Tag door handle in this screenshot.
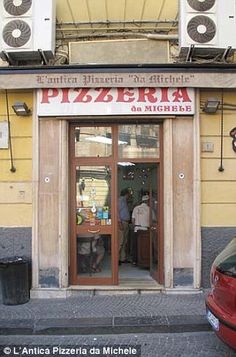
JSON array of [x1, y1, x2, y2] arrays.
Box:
[[87, 229, 100, 234], [151, 226, 157, 231]]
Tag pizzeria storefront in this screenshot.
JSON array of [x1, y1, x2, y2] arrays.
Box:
[[31, 85, 200, 296]]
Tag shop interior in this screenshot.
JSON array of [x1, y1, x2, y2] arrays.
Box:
[[76, 162, 159, 282]]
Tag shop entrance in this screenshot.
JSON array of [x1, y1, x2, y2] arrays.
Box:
[[118, 162, 162, 283], [69, 123, 163, 286]]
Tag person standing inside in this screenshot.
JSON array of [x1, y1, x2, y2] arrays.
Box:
[[118, 188, 131, 264], [131, 194, 150, 266]]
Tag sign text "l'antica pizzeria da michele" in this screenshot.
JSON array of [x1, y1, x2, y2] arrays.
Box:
[[37, 87, 195, 116]]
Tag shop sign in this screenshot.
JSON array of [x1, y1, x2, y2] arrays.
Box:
[[2, 70, 236, 90], [37, 87, 195, 116]]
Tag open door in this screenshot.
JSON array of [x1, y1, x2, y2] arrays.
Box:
[[149, 164, 163, 283], [118, 162, 163, 285], [69, 123, 163, 286]]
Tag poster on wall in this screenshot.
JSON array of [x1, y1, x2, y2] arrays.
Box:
[[37, 87, 195, 116]]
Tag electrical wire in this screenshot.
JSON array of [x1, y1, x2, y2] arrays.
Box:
[[218, 90, 224, 172]]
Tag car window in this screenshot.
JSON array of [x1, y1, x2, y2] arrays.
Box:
[[213, 237, 236, 278]]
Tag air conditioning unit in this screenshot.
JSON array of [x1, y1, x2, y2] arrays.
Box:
[[179, 0, 236, 55], [0, 0, 56, 63]]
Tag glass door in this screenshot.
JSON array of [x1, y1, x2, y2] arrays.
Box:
[[75, 165, 114, 283], [69, 125, 117, 285], [69, 123, 163, 286]]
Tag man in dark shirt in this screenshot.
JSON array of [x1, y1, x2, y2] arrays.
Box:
[[118, 188, 131, 264]]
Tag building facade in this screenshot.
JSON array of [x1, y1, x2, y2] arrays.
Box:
[[0, 0, 236, 297]]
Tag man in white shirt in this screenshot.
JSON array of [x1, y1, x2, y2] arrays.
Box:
[[131, 195, 150, 265]]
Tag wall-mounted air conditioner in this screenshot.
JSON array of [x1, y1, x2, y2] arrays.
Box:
[[0, 0, 56, 63], [179, 0, 236, 53]]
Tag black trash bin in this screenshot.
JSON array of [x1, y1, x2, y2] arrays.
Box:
[[0, 257, 30, 305]]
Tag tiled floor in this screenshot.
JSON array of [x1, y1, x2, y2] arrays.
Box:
[[78, 258, 153, 280], [75, 253, 162, 292], [72, 260, 161, 293], [119, 262, 153, 280]]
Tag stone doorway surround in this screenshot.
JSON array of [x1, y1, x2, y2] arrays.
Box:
[[31, 91, 201, 298]]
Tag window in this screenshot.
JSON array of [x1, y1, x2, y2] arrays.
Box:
[[118, 124, 160, 159], [214, 238, 236, 278], [75, 127, 112, 157]]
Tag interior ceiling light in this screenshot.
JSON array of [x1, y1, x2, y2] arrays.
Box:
[[118, 162, 135, 166]]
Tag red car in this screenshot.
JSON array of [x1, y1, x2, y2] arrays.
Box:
[[206, 237, 236, 350]]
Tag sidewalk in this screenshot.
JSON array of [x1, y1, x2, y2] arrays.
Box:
[[0, 290, 211, 335]]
